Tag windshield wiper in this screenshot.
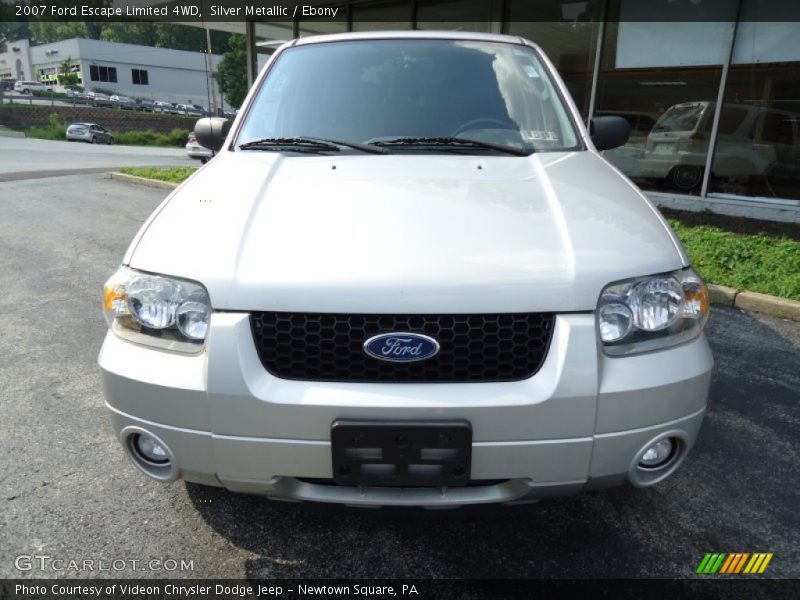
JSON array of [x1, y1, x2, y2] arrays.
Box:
[[371, 137, 531, 156], [239, 136, 390, 154]]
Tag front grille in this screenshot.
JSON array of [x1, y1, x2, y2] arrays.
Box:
[[249, 312, 555, 383]]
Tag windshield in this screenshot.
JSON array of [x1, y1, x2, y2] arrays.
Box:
[[237, 39, 581, 154], [653, 103, 708, 133]]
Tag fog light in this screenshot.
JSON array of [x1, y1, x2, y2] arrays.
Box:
[[638, 439, 674, 469], [133, 434, 170, 464]]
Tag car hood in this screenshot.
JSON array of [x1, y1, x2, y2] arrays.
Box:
[[126, 151, 686, 313]]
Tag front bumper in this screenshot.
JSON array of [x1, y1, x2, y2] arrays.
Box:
[[99, 313, 713, 507]]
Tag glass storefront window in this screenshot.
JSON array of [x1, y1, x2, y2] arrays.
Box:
[[709, 7, 800, 201], [594, 0, 736, 195], [253, 22, 294, 73], [243, 0, 800, 206], [351, 1, 412, 32], [415, 0, 494, 33], [505, 1, 601, 118], [297, 8, 349, 38]]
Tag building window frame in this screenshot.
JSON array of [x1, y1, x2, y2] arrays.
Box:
[[89, 64, 117, 83], [131, 68, 149, 85]]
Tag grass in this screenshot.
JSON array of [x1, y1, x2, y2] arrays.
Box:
[[669, 219, 800, 301], [119, 166, 198, 184], [111, 170, 800, 302]]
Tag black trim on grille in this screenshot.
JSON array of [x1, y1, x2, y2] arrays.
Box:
[[249, 312, 555, 383]]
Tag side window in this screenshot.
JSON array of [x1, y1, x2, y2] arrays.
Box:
[[717, 107, 749, 135], [132, 69, 149, 85], [754, 112, 793, 145]]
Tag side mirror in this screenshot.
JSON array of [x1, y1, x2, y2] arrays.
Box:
[[590, 116, 630, 151], [195, 117, 230, 152]]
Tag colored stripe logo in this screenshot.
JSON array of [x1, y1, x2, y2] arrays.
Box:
[[696, 553, 773, 574]]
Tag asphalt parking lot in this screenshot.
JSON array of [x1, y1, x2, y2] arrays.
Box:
[[0, 155, 798, 581], [0, 136, 193, 181]]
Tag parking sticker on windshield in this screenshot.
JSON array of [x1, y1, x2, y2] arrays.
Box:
[[523, 65, 540, 78], [523, 130, 559, 142]]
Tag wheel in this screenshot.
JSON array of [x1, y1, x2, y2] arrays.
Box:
[[107, 137, 114, 145], [451, 118, 513, 137], [22, 88, 29, 94], [200, 157, 208, 164], [668, 165, 703, 192], [91, 136, 97, 144]]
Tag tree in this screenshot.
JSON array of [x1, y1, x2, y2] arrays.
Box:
[[0, 21, 30, 51], [217, 34, 247, 109], [29, 22, 94, 44], [57, 57, 79, 87]]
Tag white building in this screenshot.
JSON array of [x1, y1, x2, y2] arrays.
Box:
[[0, 37, 227, 110]]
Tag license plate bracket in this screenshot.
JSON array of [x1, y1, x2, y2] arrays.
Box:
[[331, 420, 472, 487]]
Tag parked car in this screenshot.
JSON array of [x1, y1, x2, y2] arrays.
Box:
[[174, 103, 205, 117], [153, 101, 177, 114], [86, 91, 114, 108], [66, 122, 114, 144], [0, 80, 15, 92], [100, 32, 711, 507], [13, 80, 51, 94], [637, 101, 790, 191], [110, 95, 136, 110], [185, 131, 213, 163], [65, 88, 88, 104], [135, 98, 154, 112]]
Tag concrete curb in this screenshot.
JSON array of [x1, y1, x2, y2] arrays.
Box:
[[709, 284, 800, 321], [108, 171, 179, 190], [108, 172, 800, 322]]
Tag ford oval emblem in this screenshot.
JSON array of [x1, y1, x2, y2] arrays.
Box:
[[363, 332, 440, 363]]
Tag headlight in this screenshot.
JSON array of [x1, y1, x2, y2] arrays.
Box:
[[103, 266, 211, 353], [598, 267, 709, 356]]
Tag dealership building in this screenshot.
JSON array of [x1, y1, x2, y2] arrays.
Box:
[[0, 37, 226, 109], [136, 0, 800, 217]]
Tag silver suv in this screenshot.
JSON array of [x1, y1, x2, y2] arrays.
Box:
[[638, 101, 797, 191], [99, 32, 712, 507]]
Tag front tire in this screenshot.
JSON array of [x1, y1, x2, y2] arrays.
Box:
[[200, 157, 208, 164], [91, 136, 97, 144], [668, 165, 703, 192], [108, 137, 114, 145]]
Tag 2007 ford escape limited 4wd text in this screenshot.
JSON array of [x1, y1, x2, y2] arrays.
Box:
[[99, 32, 712, 507]]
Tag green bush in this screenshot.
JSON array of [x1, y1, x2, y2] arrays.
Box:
[[114, 128, 189, 147], [30, 88, 68, 99], [22, 114, 188, 147], [24, 112, 66, 140]]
